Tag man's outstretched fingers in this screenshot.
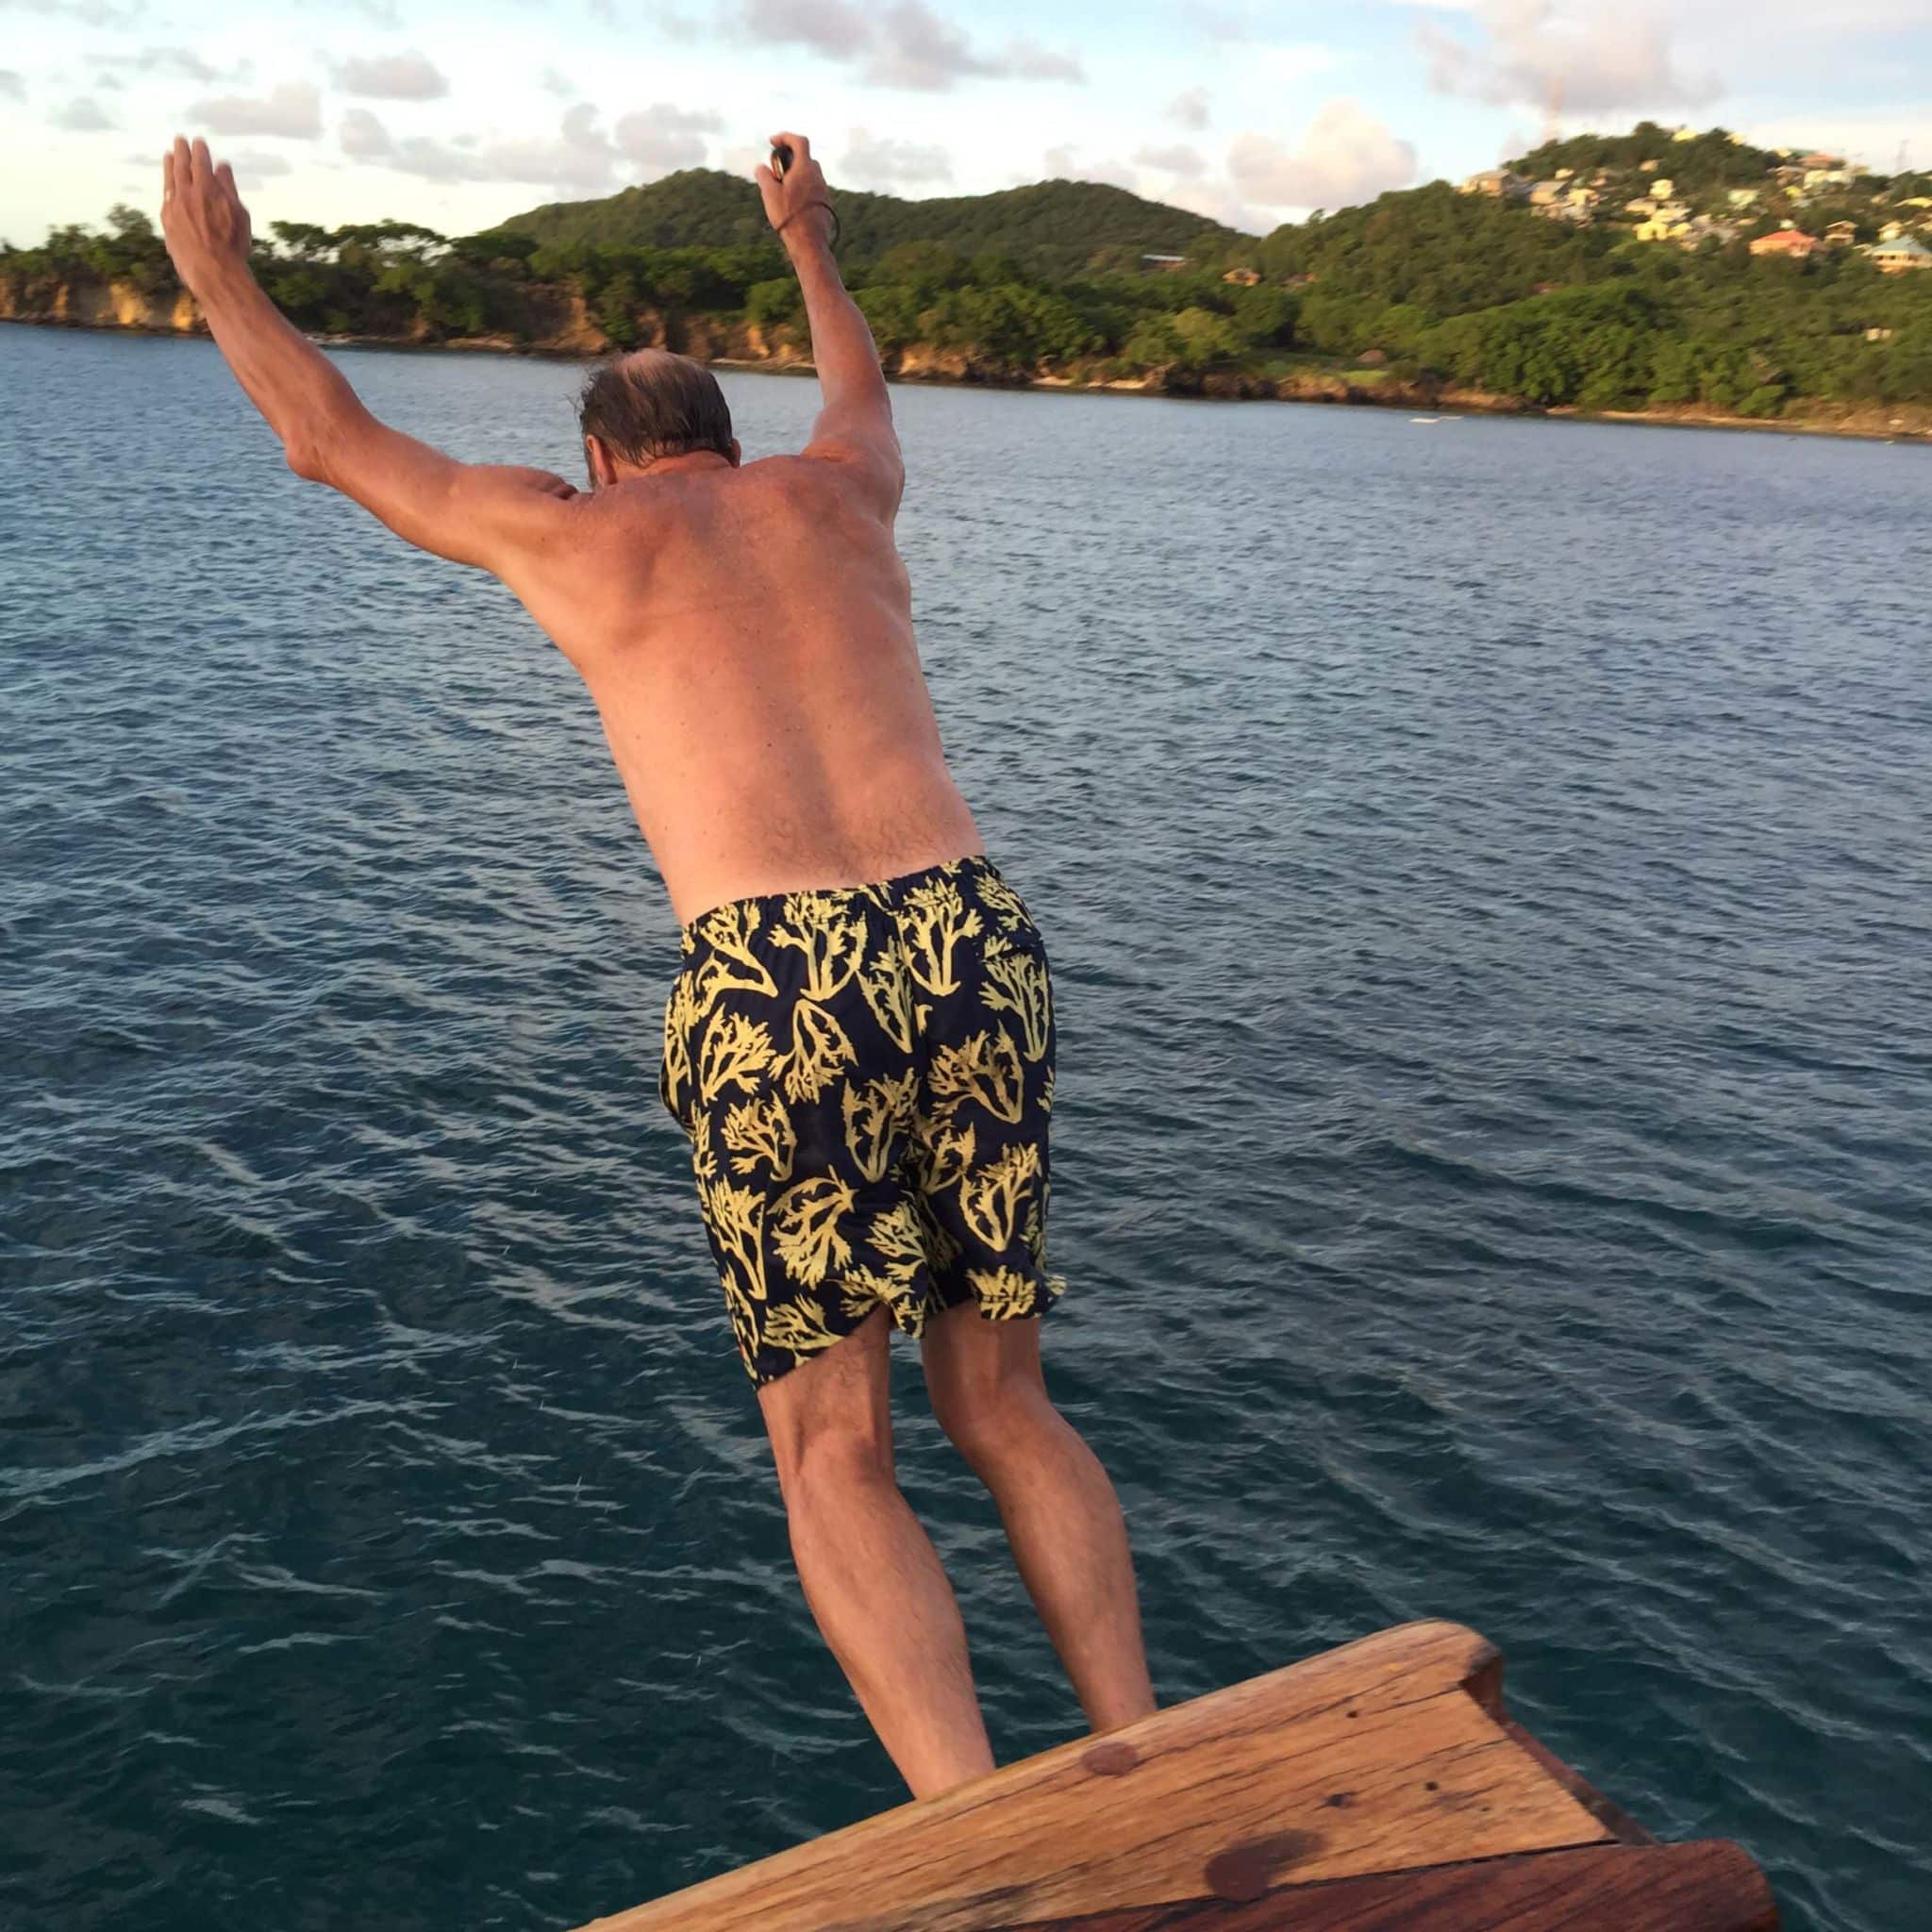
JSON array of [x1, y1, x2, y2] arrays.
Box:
[[770, 130, 809, 163]]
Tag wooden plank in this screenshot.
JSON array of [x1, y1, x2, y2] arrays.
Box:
[[1462, 1650, 1659, 1848], [572, 1621, 1618, 1932], [987, 1841, 1779, 1931]]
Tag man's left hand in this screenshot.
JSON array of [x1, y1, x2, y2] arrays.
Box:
[[161, 136, 254, 296]]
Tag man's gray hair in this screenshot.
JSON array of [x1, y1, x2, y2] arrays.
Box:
[[576, 350, 735, 466]]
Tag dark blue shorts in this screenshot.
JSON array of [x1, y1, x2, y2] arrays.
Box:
[[658, 854, 1063, 1388]]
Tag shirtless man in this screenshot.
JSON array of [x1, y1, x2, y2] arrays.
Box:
[[160, 129, 1154, 1798]]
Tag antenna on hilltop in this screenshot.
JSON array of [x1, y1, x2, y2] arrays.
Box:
[[1542, 75, 1564, 147]]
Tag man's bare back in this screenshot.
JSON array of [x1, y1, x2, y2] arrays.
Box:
[[520, 449, 980, 928], [159, 128, 980, 928]]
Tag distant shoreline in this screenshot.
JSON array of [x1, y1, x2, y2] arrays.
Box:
[[6, 312, 1928, 447]]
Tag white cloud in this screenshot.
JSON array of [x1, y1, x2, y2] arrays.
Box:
[[1161, 176, 1268, 233], [841, 125, 953, 188], [94, 47, 242, 84], [613, 103, 724, 172], [729, 0, 1083, 90], [188, 81, 324, 140], [1132, 142, 1208, 178], [1228, 99, 1417, 211], [2, 0, 141, 22], [1418, 0, 1720, 116], [333, 52, 449, 102], [1181, 2, 1261, 40], [321, 0, 402, 23], [226, 149, 293, 187], [53, 93, 115, 131], [340, 102, 707, 194], [1167, 86, 1210, 129], [738, 0, 870, 57], [0, 70, 25, 102], [1038, 142, 1136, 192], [340, 108, 391, 160], [540, 66, 577, 98]]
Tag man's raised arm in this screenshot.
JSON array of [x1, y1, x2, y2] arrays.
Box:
[[159, 137, 576, 577], [757, 131, 904, 515]]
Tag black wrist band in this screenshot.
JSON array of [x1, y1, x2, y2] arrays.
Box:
[[776, 199, 841, 251]]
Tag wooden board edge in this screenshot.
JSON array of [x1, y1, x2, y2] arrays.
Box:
[[1462, 1650, 1660, 1846], [980, 1839, 1779, 1932]]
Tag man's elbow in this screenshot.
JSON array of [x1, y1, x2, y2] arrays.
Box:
[[284, 398, 369, 485]]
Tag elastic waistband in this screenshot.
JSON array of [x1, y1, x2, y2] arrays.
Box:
[[678, 851, 1002, 946]]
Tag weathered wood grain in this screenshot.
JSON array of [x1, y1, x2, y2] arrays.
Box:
[[571, 1621, 1620, 1932], [987, 1840, 1778, 1931]]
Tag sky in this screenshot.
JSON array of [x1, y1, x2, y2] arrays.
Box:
[[2, 0, 1929, 245]]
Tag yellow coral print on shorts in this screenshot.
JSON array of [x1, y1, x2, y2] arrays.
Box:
[[660, 855, 1062, 1389]]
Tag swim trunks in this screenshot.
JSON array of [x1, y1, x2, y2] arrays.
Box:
[[658, 854, 1064, 1388]]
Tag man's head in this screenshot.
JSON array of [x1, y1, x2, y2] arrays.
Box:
[[577, 349, 740, 487]]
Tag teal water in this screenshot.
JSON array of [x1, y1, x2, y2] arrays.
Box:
[[2, 323, 1928, 1930]]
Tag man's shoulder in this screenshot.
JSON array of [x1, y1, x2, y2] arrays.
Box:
[[760, 440, 902, 522]]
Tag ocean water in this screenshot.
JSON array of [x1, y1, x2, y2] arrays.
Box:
[[2, 321, 1927, 1932]]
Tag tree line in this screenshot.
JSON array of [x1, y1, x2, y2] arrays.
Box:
[[6, 180, 1930, 414]]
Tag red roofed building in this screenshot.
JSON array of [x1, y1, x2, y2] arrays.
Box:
[[1750, 227, 1820, 258]]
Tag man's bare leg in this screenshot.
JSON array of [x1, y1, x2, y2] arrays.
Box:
[[758, 1306, 995, 1799], [921, 1301, 1157, 1733]]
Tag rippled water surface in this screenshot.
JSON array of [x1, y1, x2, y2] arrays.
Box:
[[3, 323, 1929, 1932]]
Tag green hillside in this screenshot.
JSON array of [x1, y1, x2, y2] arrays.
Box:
[[8, 124, 1930, 430], [500, 169, 1233, 275]]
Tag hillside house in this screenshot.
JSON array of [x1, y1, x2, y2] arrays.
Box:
[[1750, 227, 1821, 258], [1635, 204, 1693, 242], [1532, 186, 1597, 225], [1222, 266, 1261, 285], [1806, 166, 1852, 190], [1798, 151, 1844, 170], [1141, 253, 1189, 272], [1866, 235, 1932, 273], [1824, 221, 1860, 248], [1651, 177, 1675, 201], [1460, 169, 1525, 198], [1879, 220, 1906, 242], [1728, 188, 1761, 208]]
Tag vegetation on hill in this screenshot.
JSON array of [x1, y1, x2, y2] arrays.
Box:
[[1508, 124, 1785, 194], [5, 124, 1930, 427], [501, 169, 1233, 277]]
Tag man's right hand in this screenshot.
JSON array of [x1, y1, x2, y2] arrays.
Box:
[[756, 131, 833, 252]]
